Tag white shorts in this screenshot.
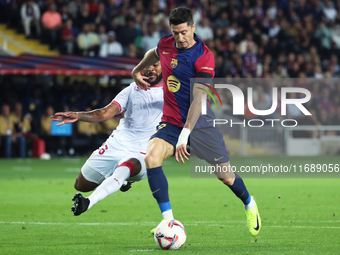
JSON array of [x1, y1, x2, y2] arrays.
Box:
[[82, 137, 147, 184]]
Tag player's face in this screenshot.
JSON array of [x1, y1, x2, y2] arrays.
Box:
[[171, 22, 196, 50], [144, 61, 163, 86]]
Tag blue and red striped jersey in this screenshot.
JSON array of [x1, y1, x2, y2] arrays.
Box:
[[157, 34, 215, 128]]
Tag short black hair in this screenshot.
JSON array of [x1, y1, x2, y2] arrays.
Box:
[[169, 7, 194, 26]]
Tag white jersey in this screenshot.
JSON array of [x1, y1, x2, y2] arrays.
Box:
[[109, 82, 163, 153]]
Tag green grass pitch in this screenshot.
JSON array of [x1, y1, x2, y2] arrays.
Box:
[[0, 156, 339, 254]]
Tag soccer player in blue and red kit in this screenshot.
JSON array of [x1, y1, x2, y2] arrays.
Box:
[[132, 7, 261, 237]]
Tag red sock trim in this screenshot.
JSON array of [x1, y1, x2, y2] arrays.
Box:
[[118, 161, 135, 177]]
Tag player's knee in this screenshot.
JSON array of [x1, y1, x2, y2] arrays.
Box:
[[74, 178, 84, 191], [145, 154, 161, 168], [219, 177, 235, 186]]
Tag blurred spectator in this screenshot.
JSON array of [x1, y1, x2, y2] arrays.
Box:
[[239, 33, 257, 55], [68, 0, 81, 20], [116, 15, 137, 53], [242, 43, 258, 77], [196, 18, 213, 41], [60, 4, 71, 23], [140, 22, 160, 52], [12, 102, 32, 135], [314, 65, 324, 78], [127, 43, 137, 58], [272, 64, 289, 78], [41, 106, 53, 136], [41, 3, 62, 50], [323, 0, 337, 22], [88, 0, 100, 15], [40, 106, 57, 154], [99, 31, 123, 57], [315, 22, 332, 52], [94, 3, 109, 27], [77, 23, 100, 56], [213, 11, 229, 29], [77, 106, 102, 148], [330, 21, 340, 48], [146, 0, 165, 25], [80, 2, 92, 24], [0, 104, 26, 158], [106, 0, 120, 20], [61, 19, 78, 55], [268, 20, 281, 38], [98, 24, 108, 44], [267, 1, 277, 20], [21, 0, 41, 38]]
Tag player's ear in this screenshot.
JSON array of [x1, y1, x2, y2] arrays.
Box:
[[192, 23, 196, 32]]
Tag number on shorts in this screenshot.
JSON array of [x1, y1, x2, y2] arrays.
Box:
[[99, 143, 108, 155], [153, 123, 166, 134]]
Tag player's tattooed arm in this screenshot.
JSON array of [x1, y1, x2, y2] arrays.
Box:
[[78, 103, 119, 122], [78, 111, 97, 122], [51, 103, 119, 125]]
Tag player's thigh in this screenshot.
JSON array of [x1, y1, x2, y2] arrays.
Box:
[[145, 138, 174, 168], [75, 162, 106, 192], [76, 141, 122, 190], [191, 126, 230, 164]]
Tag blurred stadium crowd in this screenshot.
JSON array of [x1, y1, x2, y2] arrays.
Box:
[[1, 0, 340, 157]]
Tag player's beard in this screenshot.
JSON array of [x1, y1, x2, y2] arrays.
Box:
[[148, 73, 163, 86]]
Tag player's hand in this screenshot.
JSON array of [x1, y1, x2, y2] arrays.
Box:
[[51, 112, 79, 126], [132, 70, 150, 91], [175, 144, 190, 164]]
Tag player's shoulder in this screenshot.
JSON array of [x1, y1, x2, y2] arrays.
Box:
[[158, 34, 175, 47], [128, 81, 142, 92], [196, 36, 213, 57]]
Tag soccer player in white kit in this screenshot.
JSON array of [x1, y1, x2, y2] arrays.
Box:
[[51, 62, 163, 216]]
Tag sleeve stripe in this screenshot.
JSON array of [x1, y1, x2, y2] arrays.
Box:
[[112, 100, 122, 114]]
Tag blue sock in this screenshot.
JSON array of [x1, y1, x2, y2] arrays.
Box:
[[147, 166, 171, 213], [228, 173, 251, 205]]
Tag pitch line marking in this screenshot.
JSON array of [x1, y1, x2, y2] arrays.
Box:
[[0, 221, 339, 229]]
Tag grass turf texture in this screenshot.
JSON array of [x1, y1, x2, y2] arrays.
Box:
[[0, 156, 339, 254]]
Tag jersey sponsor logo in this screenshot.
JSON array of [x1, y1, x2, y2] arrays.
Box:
[[167, 75, 181, 92], [170, 58, 178, 68]]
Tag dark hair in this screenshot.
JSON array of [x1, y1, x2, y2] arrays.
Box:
[[169, 7, 193, 26]]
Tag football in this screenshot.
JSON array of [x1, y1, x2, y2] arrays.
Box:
[[154, 219, 187, 250]]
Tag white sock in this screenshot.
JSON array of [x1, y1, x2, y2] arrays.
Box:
[[162, 210, 174, 220], [244, 197, 255, 210], [87, 166, 130, 210]]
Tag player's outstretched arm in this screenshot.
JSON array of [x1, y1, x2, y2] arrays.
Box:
[[132, 47, 160, 91], [51, 103, 119, 126], [175, 83, 207, 164]]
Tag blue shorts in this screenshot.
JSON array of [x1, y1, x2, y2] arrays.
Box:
[[150, 122, 229, 164]]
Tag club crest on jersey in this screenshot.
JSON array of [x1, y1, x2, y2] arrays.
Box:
[[170, 58, 178, 68], [167, 75, 181, 92]]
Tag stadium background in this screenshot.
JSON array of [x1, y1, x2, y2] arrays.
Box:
[[0, 1, 339, 254], [1, 0, 340, 157]]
